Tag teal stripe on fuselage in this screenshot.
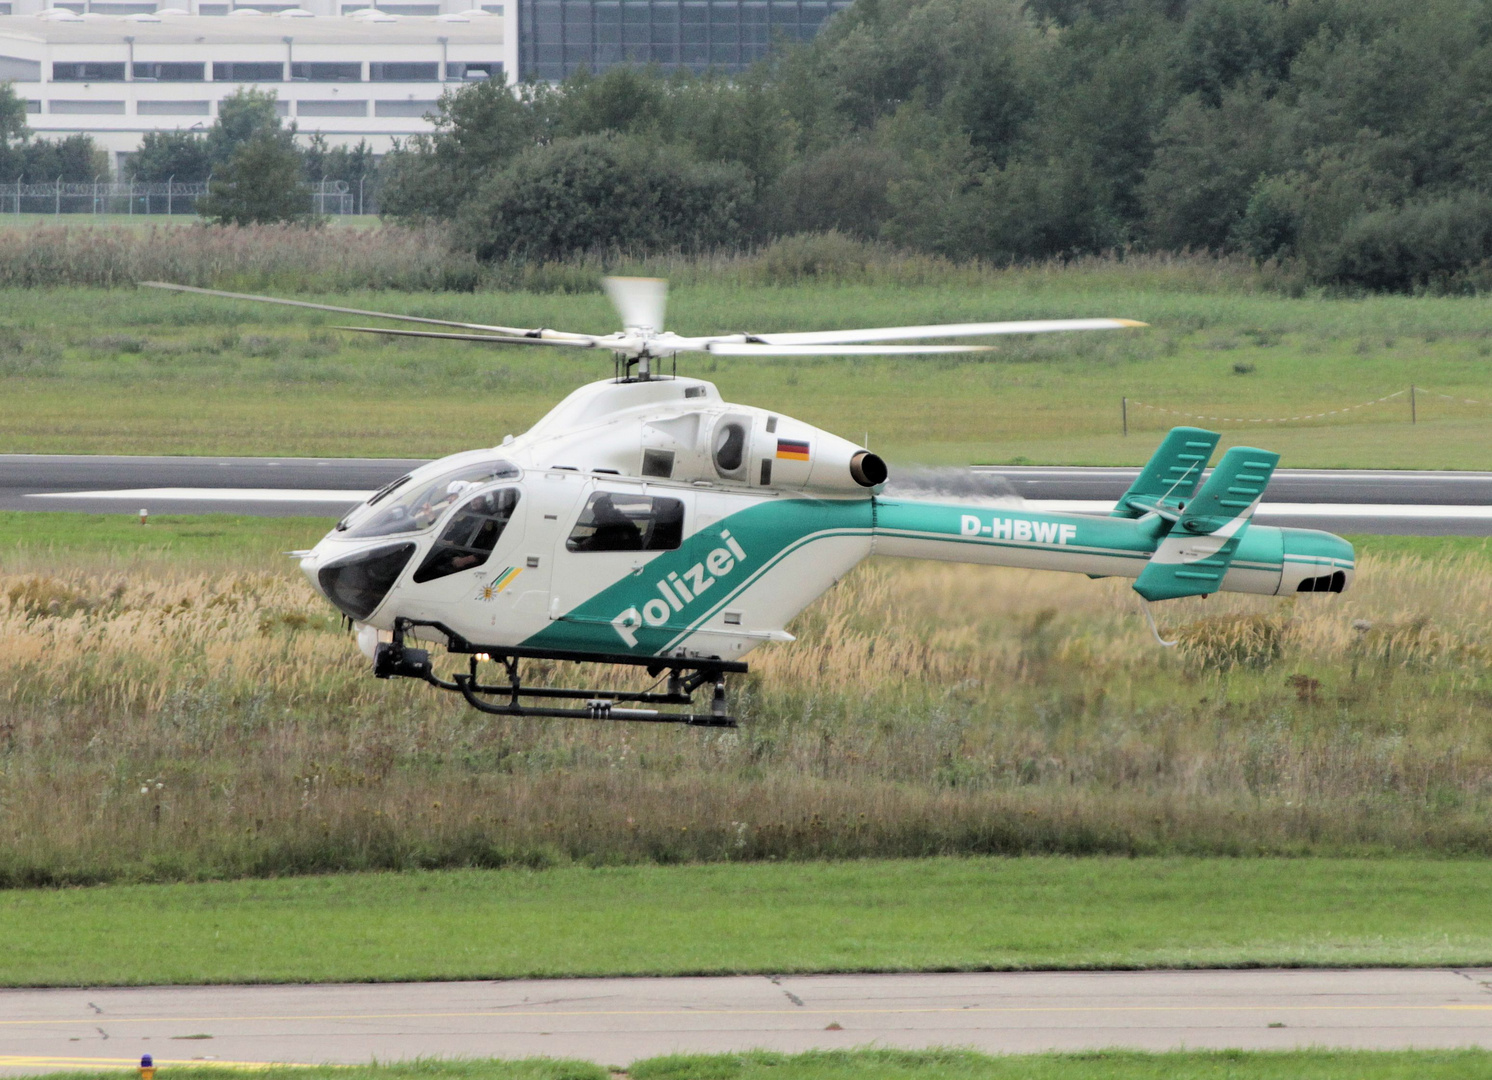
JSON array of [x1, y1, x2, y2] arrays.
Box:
[[524, 493, 1352, 658], [873, 498, 1295, 574], [522, 496, 873, 656]]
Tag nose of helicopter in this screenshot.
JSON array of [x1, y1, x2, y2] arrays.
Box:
[[300, 539, 418, 622]]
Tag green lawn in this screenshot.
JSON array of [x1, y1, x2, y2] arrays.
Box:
[[1, 282, 1491, 465], [0, 511, 332, 564], [632, 1050, 1492, 1080], [4, 858, 1492, 987], [17, 1053, 1492, 1080]]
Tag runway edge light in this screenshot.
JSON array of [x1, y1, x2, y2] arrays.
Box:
[[140, 1053, 155, 1080]]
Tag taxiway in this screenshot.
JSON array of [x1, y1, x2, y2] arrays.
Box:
[[2, 969, 1490, 1074]]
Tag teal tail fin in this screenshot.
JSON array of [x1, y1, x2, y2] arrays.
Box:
[[1112, 427, 1220, 519], [1132, 445, 1280, 601], [1177, 446, 1280, 535]]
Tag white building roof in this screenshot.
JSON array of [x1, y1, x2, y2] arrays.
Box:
[[0, 12, 502, 46]]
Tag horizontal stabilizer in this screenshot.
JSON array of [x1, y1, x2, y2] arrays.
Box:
[[1112, 427, 1219, 518]]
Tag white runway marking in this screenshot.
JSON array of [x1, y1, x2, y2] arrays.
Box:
[[25, 488, 372, 503], [1029, 500, 1492, 519]]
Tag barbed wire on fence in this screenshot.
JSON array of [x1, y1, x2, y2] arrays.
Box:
[[0, 178, 360, 214]]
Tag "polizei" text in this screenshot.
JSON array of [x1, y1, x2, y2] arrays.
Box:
[[611, 529, 749, 647]]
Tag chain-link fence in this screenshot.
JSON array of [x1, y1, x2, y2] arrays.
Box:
[[0, 178, 372, 216]]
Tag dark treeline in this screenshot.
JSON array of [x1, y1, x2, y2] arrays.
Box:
[[380, 0, 1492, 291]]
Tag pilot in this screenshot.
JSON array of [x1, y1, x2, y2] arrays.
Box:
[[585, 494, 643, 550]]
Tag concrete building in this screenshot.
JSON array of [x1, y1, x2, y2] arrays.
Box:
[[0, 4, 514, 166], [0, 0, 851, 169]]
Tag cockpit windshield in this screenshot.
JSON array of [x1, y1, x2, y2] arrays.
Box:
[[342, 460, 519, 539]]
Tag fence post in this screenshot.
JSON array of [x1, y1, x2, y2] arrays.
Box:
[[13, 174, 18, 216], [129, 176, 134, 215], [1121, 396, 1128, 437], [358, 175, 365, 215], [167, 174, 174, 216], [1410, 384, 1416, 425], [54, 175, 60, 217]]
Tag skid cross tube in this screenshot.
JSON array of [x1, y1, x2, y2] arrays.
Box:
[[376, 618, 741, 727]]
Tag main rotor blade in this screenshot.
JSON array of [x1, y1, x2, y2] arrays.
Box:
[[706, 343, 996, 356], [338, 326, 603, 348], [751, 318, 1146, 346], [603, 276, 667, 333], [140, 281, 598, 342]]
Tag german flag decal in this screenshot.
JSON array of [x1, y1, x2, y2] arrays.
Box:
[[776, 438, 811, 461]]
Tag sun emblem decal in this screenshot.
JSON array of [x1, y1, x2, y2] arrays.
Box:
[[476, 566, 522, 601]]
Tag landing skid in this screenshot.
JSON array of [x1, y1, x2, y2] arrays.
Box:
[[372, 618, 743, 727]]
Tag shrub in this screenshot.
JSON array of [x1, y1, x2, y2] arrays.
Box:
[[455, 134, 753, 263], [1319, 193, 1492, 293], [1173, 611, 1293, 671]]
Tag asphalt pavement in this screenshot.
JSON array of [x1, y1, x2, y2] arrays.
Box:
[[2, 969, 1490, 1074], [4, 455, 1492, 534]]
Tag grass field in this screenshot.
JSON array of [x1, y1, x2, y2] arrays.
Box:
[[5, 857, 1492, 985], [4, 513, 1492, 885], [19, 1052, 1492, 1080], [1, 265, 1491, 464]]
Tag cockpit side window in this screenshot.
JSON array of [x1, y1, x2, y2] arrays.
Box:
[[413, 487, 521, 583], [566, 492, 684, 552], [344, 460, 519, 539]]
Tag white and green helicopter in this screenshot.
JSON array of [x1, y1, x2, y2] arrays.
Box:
[[146, 279, 1355, 727]]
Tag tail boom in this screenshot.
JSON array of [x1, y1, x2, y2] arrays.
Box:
[[871, 499, 1353, 598]]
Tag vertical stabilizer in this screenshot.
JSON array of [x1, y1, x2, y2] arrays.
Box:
[[1131, 445, 1280, 601], [1112, 427, 1220, 518]]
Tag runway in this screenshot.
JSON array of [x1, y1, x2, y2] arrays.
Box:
[[3, 455, 1492, 534], [1, 970, 1490, 1073]]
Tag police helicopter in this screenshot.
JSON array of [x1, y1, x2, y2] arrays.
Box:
[[144, 279, 1356, 728]]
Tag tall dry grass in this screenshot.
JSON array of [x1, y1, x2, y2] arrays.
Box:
[[0, 223, 479, 291], [0, 222, 1268, 295], [2, 548, 1490, 885]]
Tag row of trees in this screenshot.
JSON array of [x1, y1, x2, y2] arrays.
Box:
[[0, 90, 108, 181], [1, 0, 1485, 288], [0, 84, 373, 221], [131, 95, 375, 195], [376, 0, 1492, 291]]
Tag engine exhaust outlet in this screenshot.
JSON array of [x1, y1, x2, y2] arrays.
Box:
[[850, 451, 888, 487]]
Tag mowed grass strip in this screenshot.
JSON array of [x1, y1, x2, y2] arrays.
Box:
[[3, 277, 1492, 465], [15, 1051, 1492, 1080], [4, 858, 1492, 987], [632, 1049, 1492, 1080], [1, 513, 332, 565]]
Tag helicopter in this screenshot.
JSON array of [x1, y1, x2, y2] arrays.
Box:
[[144, 278, 1356, 728]]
